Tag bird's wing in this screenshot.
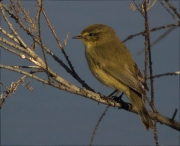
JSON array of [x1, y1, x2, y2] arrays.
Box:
[[101, 59, 145, 95], [134, 63, 149, 91]]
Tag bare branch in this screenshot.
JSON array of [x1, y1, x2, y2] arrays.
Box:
[[1, 64, 179, 131], [123, 23, 179, 43], [143, 0, 156, 113], [0, 75, 28, 107], [165, 0, 180, 19], [148, 71, 180, 79], [137, 26, 176, 55], [37, 0, 51, 82], [90, 105, 110, 146], [158, 0, 179, 21]]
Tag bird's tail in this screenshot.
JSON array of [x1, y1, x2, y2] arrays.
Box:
[[128, 90, 154, 130]]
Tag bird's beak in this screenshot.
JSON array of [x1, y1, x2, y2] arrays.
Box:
[[72, 34, 82, 39]]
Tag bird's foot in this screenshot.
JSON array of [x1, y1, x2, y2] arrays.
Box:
[[111, 92, 124, 102]]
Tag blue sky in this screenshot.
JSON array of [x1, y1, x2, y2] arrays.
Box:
[[1, 1, 179, 145]]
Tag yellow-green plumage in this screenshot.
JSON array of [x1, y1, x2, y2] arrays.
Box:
[[73, 24, 154, 130]]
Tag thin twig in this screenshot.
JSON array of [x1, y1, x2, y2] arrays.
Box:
[[39, 2, 75, 72], [148, 71, 180, 79], [0, 75, 27, 108], [144, 2, 159, 144], [143, 0, 156, 112], [158, 0, 179, 21], [35, 0, 92, 90], [0, 81, 8, 89], [90, 90, 120, 146], [37, 0, 51, 82], [0, 43, 28, 60], [137, 26, 176, 55], [123, 23, 180, 42], [90, 106, 109, 146], [165, 0, 180, 19], [132, 0, 144, 15], [153, 121, 159, 146], [143, 1, 149, 100]]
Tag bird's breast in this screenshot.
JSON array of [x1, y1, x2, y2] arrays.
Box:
[[85, 48, 129, 94]]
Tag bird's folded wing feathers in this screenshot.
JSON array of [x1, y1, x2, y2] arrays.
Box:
[[101, 60, 145, 95]]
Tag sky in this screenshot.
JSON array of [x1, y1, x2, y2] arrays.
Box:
[[1, 0, 179, 145]]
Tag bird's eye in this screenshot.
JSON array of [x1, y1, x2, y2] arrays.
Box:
[[89, 33, 93, 36]]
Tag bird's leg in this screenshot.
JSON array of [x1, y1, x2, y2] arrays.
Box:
[[111, 93, 131, 110], [97, 90, 124, 107], [109, 92, 124, 107], [108, 89, 118, 97], [111, 92, 124, 102]]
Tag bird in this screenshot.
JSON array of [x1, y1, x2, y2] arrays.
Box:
[[73, 24, 154, 130]]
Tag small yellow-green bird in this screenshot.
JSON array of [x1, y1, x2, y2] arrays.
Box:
[[73, 24, 154, 130]]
